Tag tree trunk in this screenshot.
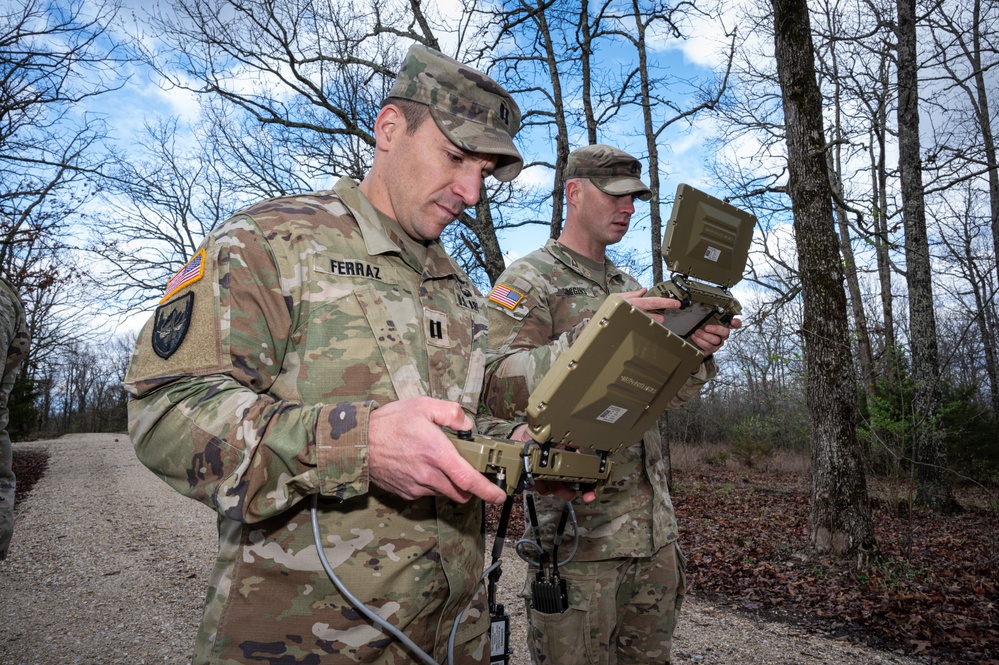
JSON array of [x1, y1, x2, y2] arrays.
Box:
[[872, 111, 899, 369], [962, 0, 999, 286], [471, 191, 507, 285], [932, 0, 999, 415], [831, 165, 875, 402], [771, 0, 876, 559], [628, 1, 666, 285], [822, 8, 875, 404], [895, 0, 961, 513], [535, 0, 569, 239], [579, 0, 597, 145]]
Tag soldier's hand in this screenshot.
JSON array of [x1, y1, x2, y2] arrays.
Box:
[[619, 288, 682, 325], [689, 316, 742, 356], [368, 397, 507, 505], [531, 480, 597, 503]]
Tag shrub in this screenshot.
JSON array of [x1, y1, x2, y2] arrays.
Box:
[[730, 414, 776, 468]]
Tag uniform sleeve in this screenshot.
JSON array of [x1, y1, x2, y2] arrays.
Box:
[[124, 217, 374, 524], [481, 268, 720, 434], [0, 281, 29, 561], [481, 273, 589, 429], [666, 355, 718, 410]]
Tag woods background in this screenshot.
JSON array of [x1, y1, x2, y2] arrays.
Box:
[[3, 0, 997, 554]]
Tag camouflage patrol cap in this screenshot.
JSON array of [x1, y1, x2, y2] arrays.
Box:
[[565, 144, 653, 201], [387, 44, 523, 181]]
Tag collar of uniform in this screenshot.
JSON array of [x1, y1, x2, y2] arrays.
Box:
[[545, 239, 626, 286], [334, 178, 402, 255], [333, 177, 460, 279]]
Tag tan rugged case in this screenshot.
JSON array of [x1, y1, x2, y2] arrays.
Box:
[[449, 294, 704, 494]]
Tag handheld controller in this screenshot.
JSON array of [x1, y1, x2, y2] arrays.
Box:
[[449, 293, 706, 496], [647, 274, 742, 337], [445, 429, 612, 496], [649, 184, 756, 338]]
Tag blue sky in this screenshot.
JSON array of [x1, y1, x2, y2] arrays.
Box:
[[82, 1, 747, 335]]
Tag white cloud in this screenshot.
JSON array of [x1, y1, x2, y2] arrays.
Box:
[[148, 75, 202, 124]]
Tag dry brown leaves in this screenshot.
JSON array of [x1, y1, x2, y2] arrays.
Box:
[[675, 469, 998, 664]]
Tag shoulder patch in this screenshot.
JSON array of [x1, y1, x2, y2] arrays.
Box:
[[488, 283, 525, 310], [161, 249, 206, 302], [152, 292, 194, 359]]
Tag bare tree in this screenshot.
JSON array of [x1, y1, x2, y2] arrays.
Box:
[[142, 0, 385, 179], [621, 1, 736, 284], [0, 0, 131, 431], [46, 336, 129, 434], [200, 97, 315, 200], [0, 0, 126, 281], [135, 0, 515, 290], [91, 117, 244, 308], [809, 1, 878, 402], [922, 0, 999, 417], [483, 0, 738, 286], [478, 0, 578, 239], [860, 46, 905, 384], [924, 0, 999, 284], [932, 185, 999, 415], [771, 0, 876, 559], [894, 0, 961, 513]]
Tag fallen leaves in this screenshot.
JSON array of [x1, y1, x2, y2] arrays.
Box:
[[674, 468, 998, 664]]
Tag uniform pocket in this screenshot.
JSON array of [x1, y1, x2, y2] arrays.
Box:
[[527, 606, 592, 665]]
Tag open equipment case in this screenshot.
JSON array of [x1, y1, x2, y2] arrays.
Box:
[[648, 183, 757, 337], [448, 292, 704, 496]]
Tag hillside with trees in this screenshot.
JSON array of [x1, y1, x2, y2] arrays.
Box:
[[2, 1, 996, 659]]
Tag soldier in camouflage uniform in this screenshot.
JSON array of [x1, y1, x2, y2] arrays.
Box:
[[0, 277, 30, 561], [125, 44, 524, 665], [482, 145, 739, 665]]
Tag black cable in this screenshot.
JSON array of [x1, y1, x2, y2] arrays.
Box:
[[310, 495, 439, 665], [515, 498, 578, 568], [551, 503, 571, 579]]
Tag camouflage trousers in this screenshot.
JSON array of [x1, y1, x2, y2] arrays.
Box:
[[0, 440, 13, 561], [520, 542, 686, 665], [204, 626, 489, 665]]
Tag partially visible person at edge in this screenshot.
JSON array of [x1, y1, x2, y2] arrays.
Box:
[[481, 144, 739, 665], [124, 44, 539, 665], [0, 276, 30, 562]]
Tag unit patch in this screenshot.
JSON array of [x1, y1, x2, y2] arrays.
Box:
[[152, 292, 194, 359], [488, 284, 524, 310], [162, 249, 206, 302]]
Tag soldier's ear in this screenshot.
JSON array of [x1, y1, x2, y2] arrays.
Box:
[[566, 178, 584, 207], [374, 104, 405, 149]]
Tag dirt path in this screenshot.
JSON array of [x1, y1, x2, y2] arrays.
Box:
[[0, 434, 925, 664]]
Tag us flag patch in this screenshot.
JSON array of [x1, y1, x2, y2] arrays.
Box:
[[488, 284, 524, 310], [161, 249, 206, 303]]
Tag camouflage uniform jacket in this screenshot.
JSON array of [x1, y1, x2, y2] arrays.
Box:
[[124, 178, 499, 664], [482, 239, 716, 560], [0, 276, 30, 561]]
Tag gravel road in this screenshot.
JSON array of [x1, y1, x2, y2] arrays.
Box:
[[1, 434, 926, 665]]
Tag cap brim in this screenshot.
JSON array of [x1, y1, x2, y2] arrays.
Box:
[[593, 176, 653, 201], [429, 108, 524, 182]]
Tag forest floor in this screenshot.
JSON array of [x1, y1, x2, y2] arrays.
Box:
[[670, 465, 997, 664], [12, 441, 998, 664], [487, 446, 999, 665]]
